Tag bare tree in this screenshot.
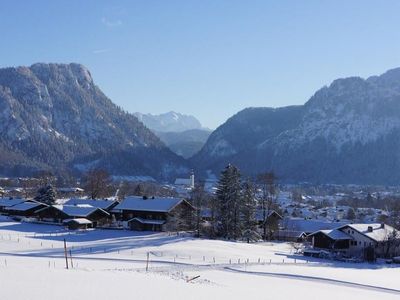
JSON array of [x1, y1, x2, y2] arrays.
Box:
[[83, 169, 112, 199], [383, 229, 400, 258], [241, 178, 257, 242], [35, 170, 56, 187], [190, 181, 207, 237], [257, 172, 279, 240]]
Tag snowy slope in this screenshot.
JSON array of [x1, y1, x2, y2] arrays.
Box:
[[0, 218, 399, 300]]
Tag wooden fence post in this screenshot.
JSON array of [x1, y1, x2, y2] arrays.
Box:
[[146, 252, 149, 271], [63, 239, 69, 269]]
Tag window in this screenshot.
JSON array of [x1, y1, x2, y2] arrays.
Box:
[[359, 241, 361, 245], [352, 231, 354, 234]]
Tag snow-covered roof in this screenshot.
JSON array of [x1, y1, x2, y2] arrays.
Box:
[[128, 217, 166, 225], [63, 218, 92, 225], [316, 229, 352, 240], [52, 205, 109, 217], [275, 230, 307, 238], [0, 198, 28, 208], [339, 223, 396, 242], [58, 187, 84, 193], [283, 218, 346, 233], [255, 210, 283, 221], [114, 196, 185, 213], [5, 201, 46, 212], [64, 198, 117, 210]]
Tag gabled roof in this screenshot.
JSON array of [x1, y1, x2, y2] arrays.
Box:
[[284, 218, 347, 233], [309, 229, 352, 241], [52, 205, 109, 218], [64, 198, 117, 210], [0, 198, 27, 208], [63, 218, 92, 225], [255, 210, 283, 222], [58, 187, 84, 193], [127, 217, 166, 225], [338, 223, 396, 243], [5, 201, 47, 212], [113, 196, 188, 213], [275, 230, 307, 238]]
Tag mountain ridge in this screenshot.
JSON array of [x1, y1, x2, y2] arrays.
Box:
[[0, 63, 188, 179], [192, 67, 400, 185]]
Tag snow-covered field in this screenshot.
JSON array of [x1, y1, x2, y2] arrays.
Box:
[[0, 217, 399, 300]]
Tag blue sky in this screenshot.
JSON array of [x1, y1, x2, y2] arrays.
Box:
[[1, 1, 400, 128]]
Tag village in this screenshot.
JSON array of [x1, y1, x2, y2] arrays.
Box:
[[1, 168, 400, 264]]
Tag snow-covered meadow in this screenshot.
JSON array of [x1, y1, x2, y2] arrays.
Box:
[[0, 217, 399, 300]]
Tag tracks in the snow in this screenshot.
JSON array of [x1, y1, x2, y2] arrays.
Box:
[[224, 266, 400, 295]]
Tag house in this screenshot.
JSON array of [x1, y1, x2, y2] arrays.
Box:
[[127, 217, 166, 231], [174, 172, 195, 189], [274, 230, 307, 242], [112, 196, 195, 231], [35, 205, 110, 227], [57, 187, 85, 198], [5, 201, 48, 217], [255, 210, 283, 225], [281, 218, 347, 235], [308, 223, 400, 260], [63, 218, 93, 230]]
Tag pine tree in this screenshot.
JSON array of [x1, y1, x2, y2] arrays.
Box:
[[241, 179, 256, 230], [215, 164, 242, 239], [34, 184, 56, 204], [241, 179, 258, 242], [346, 207, 356, 220]]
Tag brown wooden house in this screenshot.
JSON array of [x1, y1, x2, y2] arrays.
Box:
[[112, 196, 195, 231], [35, 205, 110, 227], [0, 198, 28, 214], [4, 201, 48, 217]]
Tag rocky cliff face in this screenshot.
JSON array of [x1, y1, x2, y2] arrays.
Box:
[[0, 63, 187, 179], [134, 111, 211, 158], [134, 111, 203, 133], [193, 68, 400, 185]]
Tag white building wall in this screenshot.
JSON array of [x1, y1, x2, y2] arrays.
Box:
[[340, 226, 376, 257]]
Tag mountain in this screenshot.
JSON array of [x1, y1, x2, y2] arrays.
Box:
[[192, 67, 400, 185], [157, 129, 212, 159], [0, 63, 188, 179], [134, 111, 204, 132], [135, 111, 212, 158]]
